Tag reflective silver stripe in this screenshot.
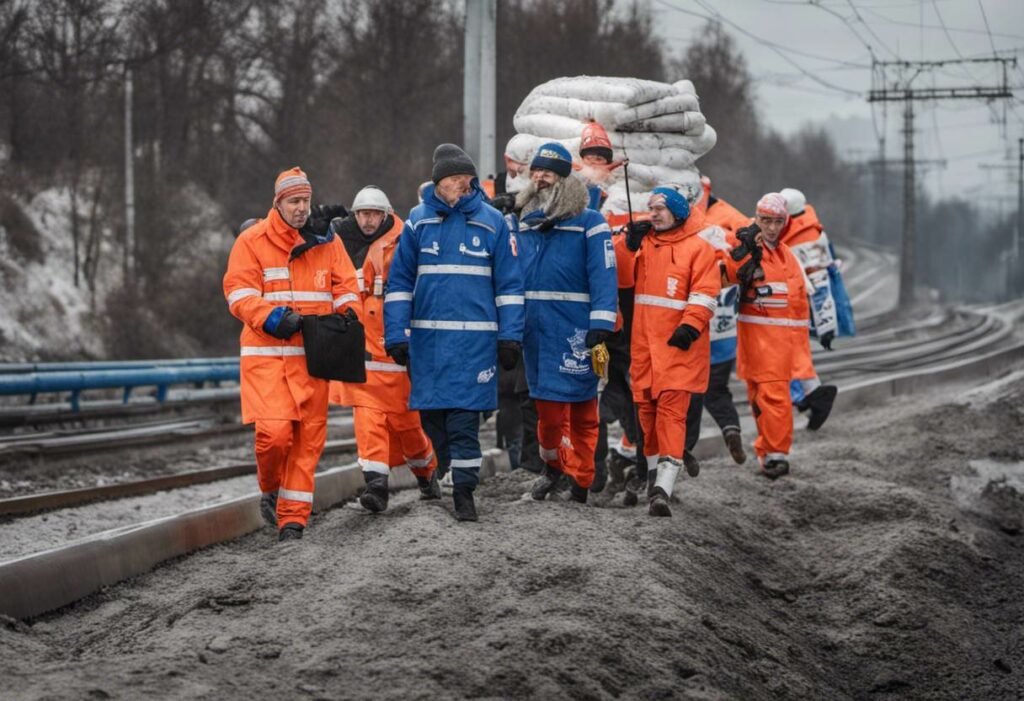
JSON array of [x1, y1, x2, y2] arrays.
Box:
[[264, 291, 333, 303], [365, 361, 406, 373], [227, 288, 261, 305], [356, 270, 365, 292], [263, 267, 289, 282], [384, 291, 414, 303], [524, 290, 591, 302], [417, 264, 491, 277], [687, 292, 718, 311], [406, 453, 434, 468], [410, 320, 498, 331], [468, 219, 496, 234], [495, 295, 525, 306], [737, 314, 808, 328], [539, 446, 559, 461], [240, 346, 305, 357], [590, 310, 618, 323], [358, 458, 390, 475], [278, 487, 314, 503], [413, 217, 443, 229], [586, 223, 611, 238], [768, 282, 789, 294], [636, 294, 687, 310], [333, 293, 359, 308], [556, 225, 585, 232], [755, 299, 789, 307], [450, 457, 482, 468]]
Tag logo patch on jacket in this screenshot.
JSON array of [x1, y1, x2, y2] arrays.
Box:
[[666, 277, 679, 298], [314, 269, 328, 289], [604, 239, 615, 269], [559, 328, 592, 376], [477, 366, 496, 383], [422, 241, 440, 256], [509, 231, 519, 257]]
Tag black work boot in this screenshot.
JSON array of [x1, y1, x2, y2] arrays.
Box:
[[723, 430, 747, 465], [259, 492, 278, 527], [359, 471, 389, 513], [803, 385, 838, 431], [416, 471, 442, 500], [278, 523, 304, 542], [683, 450, 701, 478], [648, 486, 672, 517], [606, 451, 631, 494], [453, 486, 478, 522], [530, 464, 563, 501], [569, 480, 589, 504], [590, 458, 609, 493], [762, 458, 790, 480], [622, 467, 642, 507]]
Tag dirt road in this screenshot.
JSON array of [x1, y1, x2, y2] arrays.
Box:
[[3, 369, 1022, 700]]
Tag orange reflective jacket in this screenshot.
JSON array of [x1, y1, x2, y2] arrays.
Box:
[[630, 208, 722, 399], [224, 207, 362, 423], [330, 216, 411, 413], [724, 239, 807, 383], [705, 197, 751, 235], [780, 204, 823, 248]]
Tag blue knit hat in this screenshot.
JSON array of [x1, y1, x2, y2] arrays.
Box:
[[650, 186, 690, 221], [530, 142, 573, 178]]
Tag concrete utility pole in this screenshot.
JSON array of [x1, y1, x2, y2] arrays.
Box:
[[463, 0, 496, 178], [867, 56, 1016, 307], [124, 65, 135, 284]]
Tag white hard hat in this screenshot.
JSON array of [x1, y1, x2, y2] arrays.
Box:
[[780, 188, 806, 216], [352, 185, 392, 213], [504, 133, 535, 166]]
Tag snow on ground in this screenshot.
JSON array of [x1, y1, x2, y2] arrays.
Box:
[[2, 365, 1022, 700]]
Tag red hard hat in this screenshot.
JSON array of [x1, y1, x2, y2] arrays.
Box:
[[580, 121, 613, 161]]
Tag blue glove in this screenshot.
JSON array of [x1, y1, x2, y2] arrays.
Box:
[[263, 306, 302, 339]]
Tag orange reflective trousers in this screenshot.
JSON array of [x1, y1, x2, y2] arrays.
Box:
[[535, 398, 599, 489], [636, 389, 691, 462], [353, 406, 437, 478]]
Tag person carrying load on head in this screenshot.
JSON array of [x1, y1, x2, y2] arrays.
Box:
[[328, 186, 440, 514], [223, 167, 363, 542], [778, 187, 847, 431], [383, 144, 525, 522], [507, 142, 619, 505], [624, 185, 721, 517]]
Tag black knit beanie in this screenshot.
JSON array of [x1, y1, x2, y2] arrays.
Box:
[[432, 143, 477, 184]]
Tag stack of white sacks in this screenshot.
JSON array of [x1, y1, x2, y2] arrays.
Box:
[[507, 76, 716, 219]]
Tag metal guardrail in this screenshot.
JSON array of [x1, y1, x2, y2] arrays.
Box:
[[0, 357, 237, 374], [0, 364, 240, 411]]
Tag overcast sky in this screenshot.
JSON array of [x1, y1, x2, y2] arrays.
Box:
[[651, 0, 1024, 210]]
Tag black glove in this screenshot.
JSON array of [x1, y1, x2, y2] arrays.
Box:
[[625, 220, 652, 252], [730, 223, 762, 261], [819, 331, 834, 351], [667, 324, 700, 351], [497, 340, 521, 371], [311, 203, 348, 222], [267, 309, 303, 340], [736, 258, 764, 287], [490, 192, 516, 214], [585, 328, 611, 348], [386, 342, 410, 367]]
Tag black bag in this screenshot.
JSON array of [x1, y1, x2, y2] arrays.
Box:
[[301, 313, 367, 382]]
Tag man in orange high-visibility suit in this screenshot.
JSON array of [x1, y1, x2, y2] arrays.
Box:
[[328, 186, 439, 513], [626, 186, 721, 517], [224, 167, 363, 542], [723, 193, 808, 479]]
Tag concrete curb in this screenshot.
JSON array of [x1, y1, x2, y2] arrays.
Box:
[[0, 448, 509, 620]]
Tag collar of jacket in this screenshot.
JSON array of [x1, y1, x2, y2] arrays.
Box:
[[424, 180, 485, 217], [515, 173, 590, 228], [649, 207, 708, 245], [780, 204, 822, 244], [334, 213, 394, 244], [263, 206, 302, 253]]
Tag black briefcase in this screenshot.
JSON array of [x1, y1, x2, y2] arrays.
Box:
[[301, 313, 367, 382]]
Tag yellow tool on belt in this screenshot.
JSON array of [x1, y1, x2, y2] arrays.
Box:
[[591, 342, 610, 379]]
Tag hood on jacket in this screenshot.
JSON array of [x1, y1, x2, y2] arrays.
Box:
[[515, 173, 590, 225]]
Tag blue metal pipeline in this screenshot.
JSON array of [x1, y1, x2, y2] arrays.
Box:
[[0, 358, 237, 374], [0, 364, 240, 411]]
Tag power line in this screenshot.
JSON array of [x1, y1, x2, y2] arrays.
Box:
[[860, 5, 1024, 42], [977, 0, 998, 55]]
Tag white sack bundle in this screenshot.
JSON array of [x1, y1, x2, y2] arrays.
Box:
[[529, 75, 678, 106], [612, 94, 700, 126]]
